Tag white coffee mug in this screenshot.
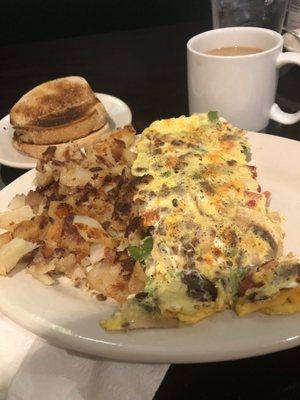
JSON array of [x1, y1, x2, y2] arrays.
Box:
[[187, 27, 300, 131]]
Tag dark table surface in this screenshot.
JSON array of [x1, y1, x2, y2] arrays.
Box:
[[0, 21, 299, 399]]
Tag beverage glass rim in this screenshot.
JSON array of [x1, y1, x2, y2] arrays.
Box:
[[187, 27, 283, 59]]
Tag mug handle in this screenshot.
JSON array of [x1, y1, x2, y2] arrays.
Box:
[[269, 52, 300, 125]]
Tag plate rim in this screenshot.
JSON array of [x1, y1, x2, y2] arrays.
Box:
[[0, 132, 299, 364]]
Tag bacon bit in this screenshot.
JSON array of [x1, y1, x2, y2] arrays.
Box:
[[142, 209, 160, 226], [239, 274, 263, 297], [246, 199, 256, 208]]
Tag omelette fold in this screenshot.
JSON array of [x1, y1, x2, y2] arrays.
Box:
[[102, 113, 300, 330]]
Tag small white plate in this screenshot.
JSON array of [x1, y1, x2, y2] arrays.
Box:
[[283, 28, 300, 52], [0, 93, 132, 170], [0, 132, 299, 363]]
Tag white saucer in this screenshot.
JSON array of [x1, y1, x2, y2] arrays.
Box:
[[283, 28, 300, 52], [0, 93, 132, 169]]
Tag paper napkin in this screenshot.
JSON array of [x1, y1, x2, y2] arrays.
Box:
[[0, 313, 168, 400]]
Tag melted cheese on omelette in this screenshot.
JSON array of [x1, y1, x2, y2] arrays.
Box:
[[102, 114, 300, 330]]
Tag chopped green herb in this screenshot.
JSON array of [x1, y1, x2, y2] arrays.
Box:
[[128, 236, 153, 262], [229, 267, 247, 297], [208, 111, 219, 122], [241, 145, 251, 162], [226, 246, 238, 259], [194, 147, 207, 153], [161, 170, 172, 177]]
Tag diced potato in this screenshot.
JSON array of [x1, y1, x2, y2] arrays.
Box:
[[27, 265, 55, 285], [59, 166, 93, 187], [87, 262, 129, 302], [25, 190, 44, 214], [0, 238, 38, 276], [89, 243, 105, 264], [43, 219, 63, 246], [0, 232, 12, 249], [73, 215, 115, 247], [12, 216, 44, 242], [54, 253, 77, 275], [0, 206, 35, 231], [128, 262, 146, 294], [8, 194, 26, 210]]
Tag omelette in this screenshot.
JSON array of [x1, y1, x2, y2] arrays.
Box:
[[102, 113, 300, 330]]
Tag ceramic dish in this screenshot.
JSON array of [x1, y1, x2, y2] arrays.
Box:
[[0, 93, 132, 170], [0, 132, 299, 363], [283, 28, 300, 52]]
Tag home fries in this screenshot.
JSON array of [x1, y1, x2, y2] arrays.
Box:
[[0, 113, 299, 330]]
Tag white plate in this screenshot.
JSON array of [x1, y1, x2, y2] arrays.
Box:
[[0, 93, 132, 170], [0, 131, 299, 364], [283, 28, 300, 52]]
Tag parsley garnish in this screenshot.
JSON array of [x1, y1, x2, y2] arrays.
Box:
[[208, 111, 219, 122], [161, 171, 172, 177], [241, 145, 251, 162], [229, 267, 247, 297], [128, 236, 153, 262]]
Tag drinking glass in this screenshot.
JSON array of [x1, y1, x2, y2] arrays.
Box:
[[211, 0, 289, 32]]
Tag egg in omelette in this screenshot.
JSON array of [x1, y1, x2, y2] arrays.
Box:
[[102, 113, 300, 330]]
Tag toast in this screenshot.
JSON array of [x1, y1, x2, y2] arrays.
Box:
[[9, 76, 110, 157], [10, 76, 101, 128], [14, 101, 107, 145], [12, 122, 111, 159]]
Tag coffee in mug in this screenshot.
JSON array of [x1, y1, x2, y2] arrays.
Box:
[[187, 27, 300, 131], [205, 46, 263, 56]]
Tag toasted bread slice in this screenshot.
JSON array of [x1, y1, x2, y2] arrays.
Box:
[[13, 122, 111, 159], [14, 101, 107, 145], [10, 76, 100, 128]]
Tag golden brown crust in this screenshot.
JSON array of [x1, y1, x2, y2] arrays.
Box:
[[10, 76, 98, 128], [14, 102, 108, 145]]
